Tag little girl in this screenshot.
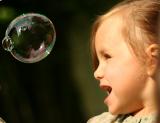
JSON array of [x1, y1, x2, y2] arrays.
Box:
[[88, 0, 160, 123]]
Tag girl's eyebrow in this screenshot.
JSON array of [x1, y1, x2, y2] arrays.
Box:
[[99, 49, 111, 55]]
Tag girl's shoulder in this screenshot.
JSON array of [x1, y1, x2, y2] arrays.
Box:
[[0, 118, 6, 123], [87, 112, 157, 123], [120, 114, 158, 123], [87, 112, 118, 123]]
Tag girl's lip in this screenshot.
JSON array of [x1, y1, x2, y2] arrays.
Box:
[[99, 84, 112, 105], [104, 96, 108, 104], [104, 92, 111, 105], [99, 84, 112, 92]]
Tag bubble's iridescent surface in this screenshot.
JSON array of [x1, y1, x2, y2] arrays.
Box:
[[2, 13, 56, 63]]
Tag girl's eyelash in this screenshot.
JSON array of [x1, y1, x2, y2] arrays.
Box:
[[104, 54, 111, 59]]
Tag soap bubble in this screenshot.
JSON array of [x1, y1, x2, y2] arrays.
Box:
[[2, 13, 56, 63]]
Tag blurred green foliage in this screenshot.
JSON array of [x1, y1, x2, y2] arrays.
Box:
[[0, 6, 16, 23]]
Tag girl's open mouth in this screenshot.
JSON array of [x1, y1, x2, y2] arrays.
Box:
[[106, 86, 112, 96]]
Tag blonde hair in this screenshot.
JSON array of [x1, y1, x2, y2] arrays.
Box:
[[91, 0, 160, 70]]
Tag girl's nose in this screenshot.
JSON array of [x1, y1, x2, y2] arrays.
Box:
[[94, 65, 104, 80]]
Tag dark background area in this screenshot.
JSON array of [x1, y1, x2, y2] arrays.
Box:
[[0, 0, 120, 123]]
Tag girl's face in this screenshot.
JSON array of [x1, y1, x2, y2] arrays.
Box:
[[94, 15, 148, 115]]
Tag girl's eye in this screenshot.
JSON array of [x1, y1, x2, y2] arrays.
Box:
[[104, 54, 111, 60]]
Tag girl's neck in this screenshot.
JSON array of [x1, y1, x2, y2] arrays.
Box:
[[132, 106, 158, 118], [132, 77, 159, 117]]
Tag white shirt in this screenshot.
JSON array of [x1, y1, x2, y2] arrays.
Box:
[[87, 112, 157, 123]]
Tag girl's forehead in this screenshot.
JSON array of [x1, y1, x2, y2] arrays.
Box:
[[95, 15, 125, 46], [98, 14, 124, 35], [94, 14, 136, 57]]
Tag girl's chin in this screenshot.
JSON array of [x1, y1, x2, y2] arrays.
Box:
[[108, 107, 136, 116], [108, 109, 119, 115], [104, 95, 122, 115], [107, 104, 122, 115]]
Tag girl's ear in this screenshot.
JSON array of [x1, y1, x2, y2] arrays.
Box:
[[146, 44, 160, 77]]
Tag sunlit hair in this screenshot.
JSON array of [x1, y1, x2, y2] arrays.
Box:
[[91, 0, 160, 70]]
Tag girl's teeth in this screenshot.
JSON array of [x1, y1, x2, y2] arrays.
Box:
[[107, 91, 110, 95]]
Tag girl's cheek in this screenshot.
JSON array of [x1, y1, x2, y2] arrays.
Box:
[[104, 64, 117, 83], [105, 61, 126, 87]]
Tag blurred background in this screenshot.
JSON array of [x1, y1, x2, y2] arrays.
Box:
[[0, 0, 120, 123]]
